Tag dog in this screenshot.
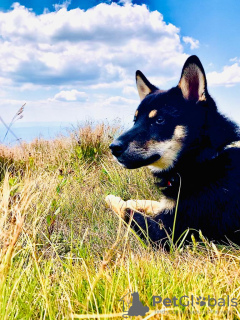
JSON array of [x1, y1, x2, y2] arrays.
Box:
[[106, 55, 240, 247]]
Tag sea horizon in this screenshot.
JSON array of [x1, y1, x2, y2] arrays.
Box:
[[0, 119, 129, 146]]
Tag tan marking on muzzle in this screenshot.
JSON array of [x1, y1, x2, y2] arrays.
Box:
[[149, 125, 187, 171]]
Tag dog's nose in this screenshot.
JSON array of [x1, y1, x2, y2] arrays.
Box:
[[109, 141, 124, 157]]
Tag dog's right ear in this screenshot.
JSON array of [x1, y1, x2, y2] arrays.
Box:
[[136, 70, 158, 101], [178, 55, 208, 102]]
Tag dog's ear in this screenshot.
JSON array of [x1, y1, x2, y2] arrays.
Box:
[[178, 55, 207, 102], [136, 70, 158, 101]]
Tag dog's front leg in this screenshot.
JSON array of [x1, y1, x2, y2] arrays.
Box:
[[105, 195, 175, 245], [105, 195, 128, 218], [105, 195, 175, 244], [125, 198, 175, 216], [105, 195, 175, 217]]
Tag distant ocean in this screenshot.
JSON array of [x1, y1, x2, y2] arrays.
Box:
[[0, 122, 77, 146], [0, 120, 129, 146]]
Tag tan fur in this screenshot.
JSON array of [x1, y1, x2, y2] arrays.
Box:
[[173, 125, 186, 140], [149, 125, 187, 171], [105, 195, 175, 218], [225, 141, 240, 149], [135, 110, 138, 117], [105, 195, 127, 218], [126, 126, 187, 172], [148, 109, 158, 118], [136, 75, 151, 101], [178, 64, 206, 101]]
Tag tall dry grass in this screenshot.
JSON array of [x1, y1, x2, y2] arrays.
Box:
[[0, 123, 239, 319]]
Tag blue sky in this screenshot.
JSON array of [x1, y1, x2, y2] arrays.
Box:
[[0, 0, 240, 142]]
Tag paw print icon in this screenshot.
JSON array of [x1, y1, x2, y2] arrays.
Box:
[[196, 296, 206, 306]]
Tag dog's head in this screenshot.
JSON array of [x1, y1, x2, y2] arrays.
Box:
[[110, 55, 213, 171]]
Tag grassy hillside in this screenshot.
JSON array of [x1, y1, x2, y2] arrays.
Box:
[[0, 123, 240, 320]]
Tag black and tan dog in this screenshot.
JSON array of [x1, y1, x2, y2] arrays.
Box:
[[106, 55, 240, 246]]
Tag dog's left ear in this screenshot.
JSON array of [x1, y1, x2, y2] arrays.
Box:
[[136, 70, 158, 101], [178, 55, 207, 102]]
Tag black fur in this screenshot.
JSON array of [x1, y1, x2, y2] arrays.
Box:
[[110, 55, 240, 247]]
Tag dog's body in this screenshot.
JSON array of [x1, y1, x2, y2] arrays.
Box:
[[106, 55, 240, 247]]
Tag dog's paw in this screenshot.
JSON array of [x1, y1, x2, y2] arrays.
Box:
[[105, 195, 121, 206], [105, 195, 127, 218]]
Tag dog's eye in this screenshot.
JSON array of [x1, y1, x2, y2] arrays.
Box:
[[156, 117, 165, 125]]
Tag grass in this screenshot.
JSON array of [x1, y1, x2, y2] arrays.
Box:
[[0, 122, 240, 319]]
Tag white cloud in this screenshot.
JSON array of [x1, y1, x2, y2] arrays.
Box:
[[122, 86, 138, 96], [50, 90, 88, 101], [182, 36, 199, 49], [230, 57, 238, 62], [54, 0, 71, 11], [207, 62, 240, 87], [0, 2, 189, 90], [102, 96, 138, 106], [0, 2, 239, 136], [0, 2, 204, 127]]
